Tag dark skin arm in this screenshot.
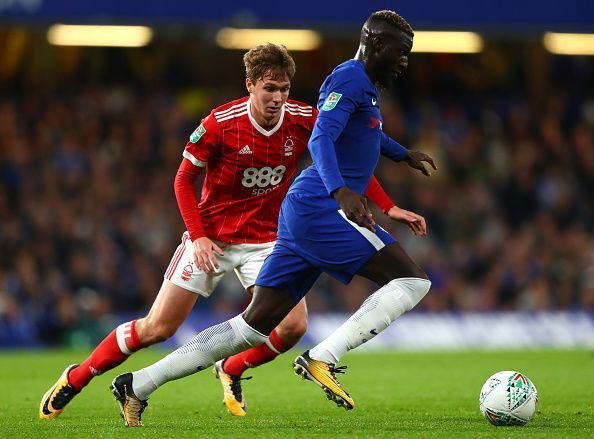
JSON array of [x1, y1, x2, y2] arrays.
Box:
[[333, 186, 376, 233], [333, 150, 436, 232], [404, 150, 437, 176]]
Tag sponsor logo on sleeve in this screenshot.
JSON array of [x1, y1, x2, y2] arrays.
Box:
[[321, 92, 342, 111], [189, 124, 206, 143]]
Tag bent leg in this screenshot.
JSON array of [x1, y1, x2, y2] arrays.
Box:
[[309, 242, 431, 364], [129, 286, 303, 400], [135, 280, 199, 344], [69, 230, 205, 391], [129, 241, 318, 400], [223, 296, 307, 376], [357, 241, 428, 285], [68, 280, 198, 390], [275, 297, 308, 345]]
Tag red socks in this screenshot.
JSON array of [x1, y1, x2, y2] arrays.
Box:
[[68, 320, 142, 391], [223, 329, 290, 377]]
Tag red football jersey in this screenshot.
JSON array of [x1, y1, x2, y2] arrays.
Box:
[[183, 96, 317, 244]]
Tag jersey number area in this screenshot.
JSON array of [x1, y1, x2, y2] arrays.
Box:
[[242, 166, 287, 195]]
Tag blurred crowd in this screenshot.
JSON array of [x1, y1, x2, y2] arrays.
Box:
[[1, 41, 594, 346]]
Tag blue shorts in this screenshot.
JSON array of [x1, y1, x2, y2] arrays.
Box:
[[256, 192, 396, 302]]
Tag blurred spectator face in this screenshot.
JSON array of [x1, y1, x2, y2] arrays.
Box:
[[246, 72, 290, 126]]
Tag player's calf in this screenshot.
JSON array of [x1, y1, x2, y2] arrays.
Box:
[[309, 278, 431, 365]]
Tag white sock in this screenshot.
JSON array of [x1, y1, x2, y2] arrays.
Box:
[[132, 315, 267, 400], [309, 277, 431, 364]]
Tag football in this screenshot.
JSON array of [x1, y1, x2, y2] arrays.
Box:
[[479, 371, 538, 426]]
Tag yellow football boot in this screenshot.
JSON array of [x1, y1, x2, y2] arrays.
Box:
[[110, 373, 148, 427], [39, 364, 80, 419], [214, 360, 251, 416], [294, 351, 355, 410]]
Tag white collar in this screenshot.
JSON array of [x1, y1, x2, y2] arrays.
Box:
[[247, 98, 285, 137]]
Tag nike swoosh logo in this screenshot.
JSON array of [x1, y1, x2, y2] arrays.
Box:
[[42, 401, 53, 415], [42, 386, 57, 415]]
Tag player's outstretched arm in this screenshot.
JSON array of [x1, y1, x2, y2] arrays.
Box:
[[379, 132, 437, 177], [403, 150, 437, 177], [386, 205, 427, 236]]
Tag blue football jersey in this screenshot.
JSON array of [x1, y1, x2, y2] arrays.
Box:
[[289, 59, 408, 198], [256, 60, 407, 298]]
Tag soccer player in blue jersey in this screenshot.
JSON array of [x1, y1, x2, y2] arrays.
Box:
[[112, 10, 436, 424]]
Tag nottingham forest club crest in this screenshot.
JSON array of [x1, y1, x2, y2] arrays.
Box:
[[283, 137, 294, 156], [190, 124, 206, 143]]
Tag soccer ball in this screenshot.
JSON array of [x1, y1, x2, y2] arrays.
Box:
[[479, 371, 538, 426]]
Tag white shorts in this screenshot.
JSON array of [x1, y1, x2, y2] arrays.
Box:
[[164, 232, 275, 297]]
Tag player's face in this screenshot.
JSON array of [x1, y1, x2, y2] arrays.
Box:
[[374, 30, 413, 89], [247, 73, 291, 126]]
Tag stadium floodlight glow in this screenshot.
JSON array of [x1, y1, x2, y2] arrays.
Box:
[[216, 28, 321, 51], [47, 25, 153, 47], [411, 31, 483, 53], [543, 33, 594, 55]]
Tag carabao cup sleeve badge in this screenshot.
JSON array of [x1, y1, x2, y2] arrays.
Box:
[[322, 92, 342, 111], [190, 124, 206, 143]]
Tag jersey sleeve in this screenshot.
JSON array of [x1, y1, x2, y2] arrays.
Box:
[[309, 71, 362, 195], [182, 111, 221, 167], [309, 107, 319, 130], [364, 175, 395, 213], [174, 158, 206, 241], [380, 131, 409, 162]]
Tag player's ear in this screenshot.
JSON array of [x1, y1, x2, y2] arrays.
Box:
[[246, 78, 254, 93], [371, 34, 385, 54]]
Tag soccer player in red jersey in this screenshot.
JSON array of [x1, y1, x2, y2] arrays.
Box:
[[39, 43, 401, 421]]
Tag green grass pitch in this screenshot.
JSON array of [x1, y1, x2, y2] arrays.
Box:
[[1, 348, 592, 438]]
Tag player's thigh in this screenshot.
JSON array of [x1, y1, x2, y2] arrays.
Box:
[[234, 241, 276, 291], [165, 231, 232, 297], [243, 245, 320, 334], [242, 285, 299, 335], [142, 279, 199, 332], [358, 241, 427, 286], [140, 232, 234, 337], [245, 281, 308, 336]]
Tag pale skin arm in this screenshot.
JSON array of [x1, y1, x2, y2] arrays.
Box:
[[175, 159, 225, 274], [386, 205, 427, 237], [192, 237, 225, 274]]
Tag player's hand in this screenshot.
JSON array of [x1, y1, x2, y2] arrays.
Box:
[[192, 237, 224, 274], [386, 205, 427, 236], [404, 151, 437, 177], [333, 186, 376, 233]]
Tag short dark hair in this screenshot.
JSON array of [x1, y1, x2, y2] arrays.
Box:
[[366, 10, 414, 37], [243, 43, 296, 83]]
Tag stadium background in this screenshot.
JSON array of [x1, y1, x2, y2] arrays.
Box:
[[1, 1, 594, 351]]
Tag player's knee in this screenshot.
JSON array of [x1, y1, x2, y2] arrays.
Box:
[[279, 318, 308, 339], [404, 264, 428, 281], [394, 277, 431, 311], [139, 321, 178, 344]]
